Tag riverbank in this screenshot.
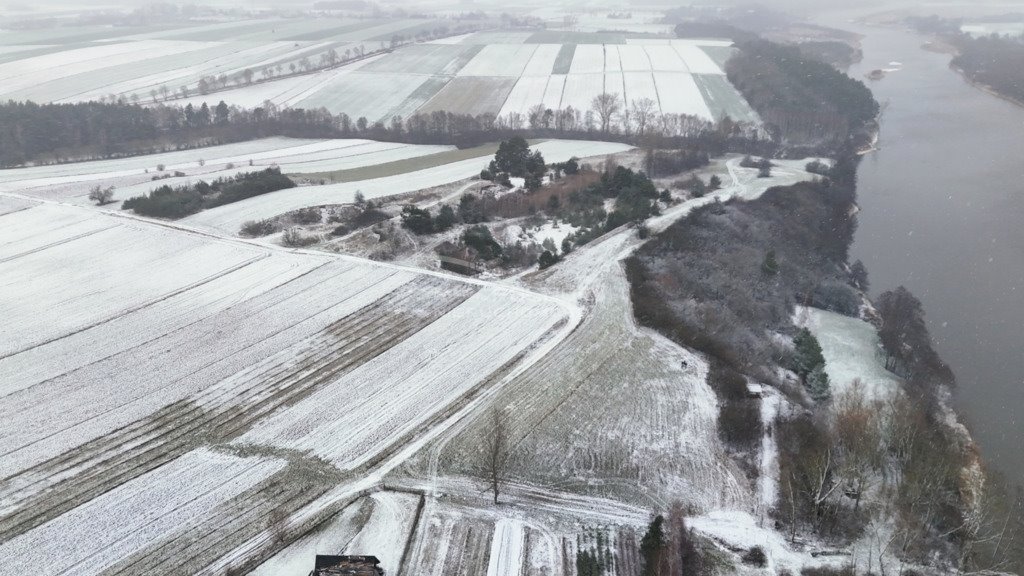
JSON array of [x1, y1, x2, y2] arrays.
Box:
[[823, 17, 1024, 487]]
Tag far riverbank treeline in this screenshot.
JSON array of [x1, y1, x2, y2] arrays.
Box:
[[907, 15, 1024, 107]]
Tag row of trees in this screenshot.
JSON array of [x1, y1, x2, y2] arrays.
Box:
[[0, 97, 772, 168]]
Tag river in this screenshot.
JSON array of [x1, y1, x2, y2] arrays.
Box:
[[835, 21, 1024, 483]]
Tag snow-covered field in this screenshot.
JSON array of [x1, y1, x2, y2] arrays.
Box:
[[343, 492, 420, 573], [798, 306, 904, 400], [0, 449, 286, 575], [0, 185, 576, 572], [0, 137, 454, 205], [236, 286, 565, 469]]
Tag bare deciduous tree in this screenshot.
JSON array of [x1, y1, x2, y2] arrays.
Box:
[[631, 97, 657, 136], [591, 92, 621, 133], [833, 380, 883, 511], [484, 408, 509, 505], [88, 185, 114, 205]]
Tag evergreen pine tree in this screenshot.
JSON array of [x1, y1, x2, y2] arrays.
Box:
[[640, 516, 666, 576], [793, 328, 826, 379], [805, 364, 832, 402]]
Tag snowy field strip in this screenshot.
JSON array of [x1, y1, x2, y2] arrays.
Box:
[[0, 40, 213, 82], [293, 71, 431, 120], [418, 76, 517, 117], [182, 139, 632, 232], [625, 38, 734, 47], [0, 40, 221, 97], [0, 261, 412, 478], [456, 43, 538, 77], [654, 72, 714, 120], [32, 42, 279, 103], [568, 44, 605, 74], [0, 222, 260, 358], [622, 72, 661, 108], [541, 74, 567, 110], [0, 139, 453, 194], [276, 143, 456, 174], [427, 32, 475, 45], [798, 307, 904, 401], [0, 248, 320, 395], [673, 44, 725, 75], [344, 492, 421, 574], [0, 449, 285, 576], [559, 73, 606, 113], [693, 74, 762, 124], [604, 44, 623, 74], [499, 76, 552, 118], [189, 268, 424, 413], [237, 286, 565, 469], [0, 137, 327, 188], [520, 44, 562, 76], [485, 519, 526, 576], [617, 44, 653, 72], [359, 43, 479, 76], [249, 499, 369, 576], [69, 42, 311, 102], [41, 48, 234, 103], [0, 44, 53, 56], [0, 196, 35, 216], [643, 45, 690, 72], [0, 204, 116, 261], [605, 72, 626, 102]]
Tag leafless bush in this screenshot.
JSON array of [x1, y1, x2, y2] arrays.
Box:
[[240, 219, 277, 236], [281, 227, 319, 247]]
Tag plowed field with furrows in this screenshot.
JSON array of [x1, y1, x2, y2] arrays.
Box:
[[0, 276, 476, 543]]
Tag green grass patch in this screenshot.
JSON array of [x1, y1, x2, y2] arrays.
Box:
[[552, 44, 577, 74]]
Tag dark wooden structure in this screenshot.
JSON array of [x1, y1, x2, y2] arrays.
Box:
[[309, 555, 385, 576]]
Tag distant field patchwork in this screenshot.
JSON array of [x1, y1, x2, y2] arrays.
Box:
[[0, 24, 759, 128]]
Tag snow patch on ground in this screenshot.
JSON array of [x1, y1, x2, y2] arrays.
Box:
[[344, 492, 420, 574], [485, 518, 526, 576], [797, 306, 903, 401]]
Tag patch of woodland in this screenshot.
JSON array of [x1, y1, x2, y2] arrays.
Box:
[[950, 33, 1024, 106], [626, 161, 860, 383], [725, 39, 879, 146], [122, 167, 294, 218], [400, 139, 677, 271]]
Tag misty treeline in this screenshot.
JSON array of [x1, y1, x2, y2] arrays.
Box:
[[0, 95, 767, 169], [726, 40, 879, 146], [905, 15, 1024, 106], [951, 34, 1024, 105]]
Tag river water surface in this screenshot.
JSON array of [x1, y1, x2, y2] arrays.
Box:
[[836, 22, 1024, 483]]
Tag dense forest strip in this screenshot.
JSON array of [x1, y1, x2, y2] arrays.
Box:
[[0, 98, 773, 170], [724, 39, 879, 146]]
